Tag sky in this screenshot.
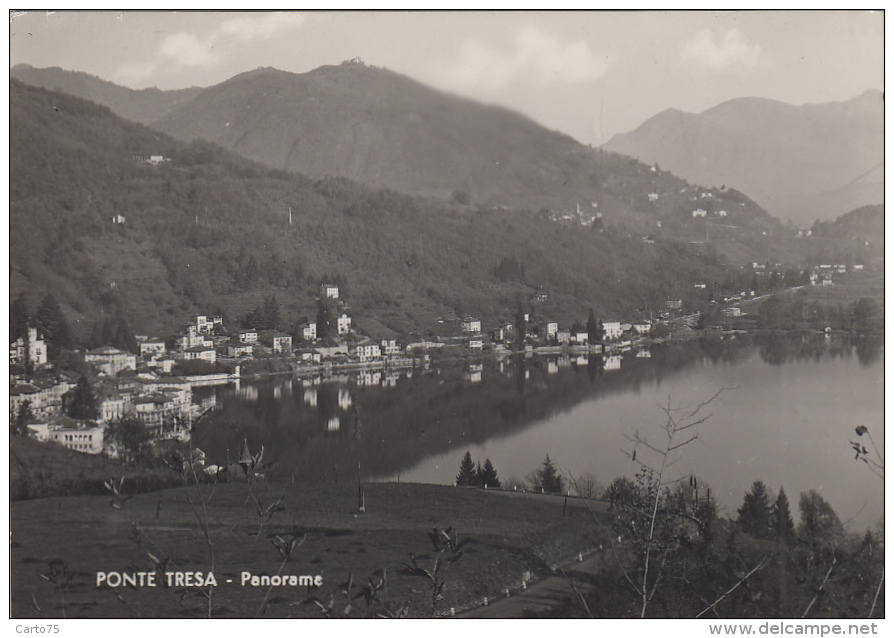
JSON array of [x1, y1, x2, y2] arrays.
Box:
[[8, 10, 884, 145]]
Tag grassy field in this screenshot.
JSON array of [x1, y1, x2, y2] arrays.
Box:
[[10, 479, 608, 618]]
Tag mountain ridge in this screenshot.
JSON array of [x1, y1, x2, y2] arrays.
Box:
[[603, 91, 883, 226]]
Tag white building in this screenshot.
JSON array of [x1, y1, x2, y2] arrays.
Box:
[[462, 318, 482, 333], [321, 284, 339, 299], [139, 339, 166, 358], [28, 417, 105, 455], [238, 329, 259, 344], [602, 321, 623, 341], [85, 346, 137, 375], [692, 209, 707, 218], [10, 327, 48, 368], [337, 314, 352, 336], [302, 323, 317, 341]]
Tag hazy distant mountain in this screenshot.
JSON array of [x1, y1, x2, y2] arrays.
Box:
[[10, 63, 203, 124], [603, 92, 883, 226]]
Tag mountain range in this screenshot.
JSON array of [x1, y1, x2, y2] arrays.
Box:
[[603, 92, 883, 227], [9, 64, 880, 340], [10, 78, 753, 340]]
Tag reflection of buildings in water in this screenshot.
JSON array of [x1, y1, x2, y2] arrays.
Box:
[[273, 378, 293, 400], [383, 372, 399, 388], [548, 359, 558, 374], [558, 355, 571, 368], [636, 348, 652, 358], [302, 377, 321, 387], [327, 416, 340, 432], [199, 395, 217, 411], [575, 355, 589, 366], [604, 355, 622, 371], [466, 371, 482, 383], [357, 371, 382, 387], [338, 387, 353, 411], [304, 388, 318, 408], [525, 369, 530, 380], [235, 384, 258, 401], [405, 369, 413, 379]]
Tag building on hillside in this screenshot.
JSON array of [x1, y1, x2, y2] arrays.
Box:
[[632, 322, 652, 335], [666, 299, 683, 312], [543, 322, 558, 339], [853, 264, 864, 271], [337, 314, 352, 336], [85, 346, 137, 375], [10, 328, 48, 369], [320, 284, 340, 299], [228, 343, 253, 358], [263, 332, 292, 354], [491, 327, 505, 343], [468, 338, 483, 352], [692, 209, 707, 218], [556, 330, 571, 345], [302, 323, 317, 341], [180, 346, 217, 364], [111, 214, 126, 224], [461, 318, 482, 333], [28, 416, 105, 454], [723, 307, 742, 317], [602, 321, 623, 341], [195, 315, 223, 334], [572, 332, 589, 345], [238, 329, 259, 344], [139, 339, 166, 358]]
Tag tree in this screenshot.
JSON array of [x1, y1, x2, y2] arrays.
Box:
[[455, 451, 477, 486], [604, 476, 638, 508], [106, 415, 152, 466], [587, 309, 603, 344], [13, 400, 34, 436], [316, 299, 335, 340], [261, 294, 281, 331], [34, 293, 72, 358], [64, 376, 99, 421], [736, 480, 773, 538], [852, 297, 881, 334], [10, 292, 29, 343], [514, 304, 527, 351], [770, 486, 795, 541], [537, 454, 565, 493], [798, 490, 844, 546], [477, 458, 501, 488]]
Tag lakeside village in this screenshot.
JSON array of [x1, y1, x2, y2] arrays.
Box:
[[10, 257, 859, 463]]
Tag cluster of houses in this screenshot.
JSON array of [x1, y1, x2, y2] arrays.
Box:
[[459, 312, 655, 353], [547, 203, 603, 229], [809, 263, 863, 287], [10, 328, 208, 456]]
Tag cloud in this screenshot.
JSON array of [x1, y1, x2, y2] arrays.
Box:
[[116, 12, 306, 84], [218, 12, 306, 42], [680, 28, 761, 71], [441, 25, 609, 91]]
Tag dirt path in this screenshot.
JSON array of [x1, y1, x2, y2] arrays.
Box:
[[459, 547, 613, 618]]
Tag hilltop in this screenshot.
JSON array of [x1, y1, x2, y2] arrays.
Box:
[[11, 79, 752, 342], [603, 92, 883, 226], [11, 62, 793, 264]]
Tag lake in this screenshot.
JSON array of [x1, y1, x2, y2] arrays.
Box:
[[193, 334, 884, 530]]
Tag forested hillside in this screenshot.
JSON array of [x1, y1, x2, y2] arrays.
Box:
[[12, 62, 795, 268], [10, 79, 751, 342]]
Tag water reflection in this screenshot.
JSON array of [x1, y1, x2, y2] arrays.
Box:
[[192, 334, 882, 525]]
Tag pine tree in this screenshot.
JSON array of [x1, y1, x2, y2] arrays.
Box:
[[515, 304, 526, 351], [262, 294, 281, 331], [538, 454, 565, 493], [455, 451, 477, 486], [10, 292, 29, 343], [587, 309, 600, 344], [65, 376, 100, 421], [34, 293, 72, 358], [316, 299, 334, 340], [478, 458, 501, 488], [736, 480, 773, 538], [798, 490, 844, 546], [770, 486, 795, 540]]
